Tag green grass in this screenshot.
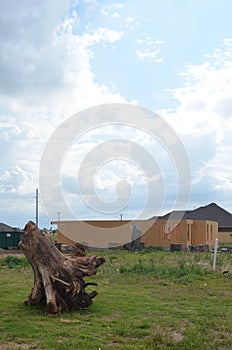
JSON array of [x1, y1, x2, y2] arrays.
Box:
[[0, 249, 232, 349]]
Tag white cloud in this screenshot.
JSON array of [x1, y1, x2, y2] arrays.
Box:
[[0, 116, 22, 140], [165, 39, 232, 205], [1, 2, 232, 226], [205, 38, 232, 64], [136, 38, 165, 63], [0, 5, 125, 131], [101, 2, 124, 18], [136, 49, 163, 63], [0, 0, 128, 226], [0, 0, 71, 96], [0, 166, 32, 194]]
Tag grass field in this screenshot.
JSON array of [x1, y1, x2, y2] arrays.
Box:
[[0, 248, 232, 350]]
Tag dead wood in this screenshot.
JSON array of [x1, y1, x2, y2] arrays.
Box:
[[19, 221, 105, 314]]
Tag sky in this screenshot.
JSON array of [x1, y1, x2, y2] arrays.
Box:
[[0, 0, 232, 229]]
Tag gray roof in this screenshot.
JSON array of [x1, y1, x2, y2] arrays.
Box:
[[154, 203, 232, 228], [0, 223, 22, 232]]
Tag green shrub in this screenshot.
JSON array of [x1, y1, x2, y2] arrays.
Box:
[[3, 255, 29, 269], [119, 258, 212, 282]]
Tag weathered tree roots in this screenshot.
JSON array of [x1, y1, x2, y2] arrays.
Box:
[[19, 221, 105, 314]]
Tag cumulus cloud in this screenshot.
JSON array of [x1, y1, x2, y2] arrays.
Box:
[[170, 39, 232, 131], [0, 0, 124, 102], [0, 0, 127, 226], [0, 0, 71, 96], [165, 39, 232, 208], [1, 1, 232, 226]]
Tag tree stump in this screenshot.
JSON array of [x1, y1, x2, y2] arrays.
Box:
[[19, 221, 105, 314]]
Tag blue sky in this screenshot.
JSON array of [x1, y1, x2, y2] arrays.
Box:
[[88, 0, 232, 109], [0, 0, 232, 228]]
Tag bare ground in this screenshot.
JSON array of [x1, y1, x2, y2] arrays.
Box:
[[0, 250, 24, 259]]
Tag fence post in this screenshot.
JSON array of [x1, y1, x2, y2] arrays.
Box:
[[213, 238, 218, 271]]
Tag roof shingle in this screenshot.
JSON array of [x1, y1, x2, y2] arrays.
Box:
[[156, 203, 232, 228]]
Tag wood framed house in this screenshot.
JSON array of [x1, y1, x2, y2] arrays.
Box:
[[157, 203, 232, 244]]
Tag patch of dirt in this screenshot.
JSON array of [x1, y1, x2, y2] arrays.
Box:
[[172, 330, 184, 342], [0, 250, 24, 259], [60, 318, 81, 324], [101, 309, 122, 322], [155, 323, 186, 343], [171, 323, 186, 342], [0, 344, 39, 350]]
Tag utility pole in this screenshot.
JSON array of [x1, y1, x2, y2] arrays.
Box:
[[115, 213, 124, 221], [57, 212, 61, 221], [35, 188, 39, 226]]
